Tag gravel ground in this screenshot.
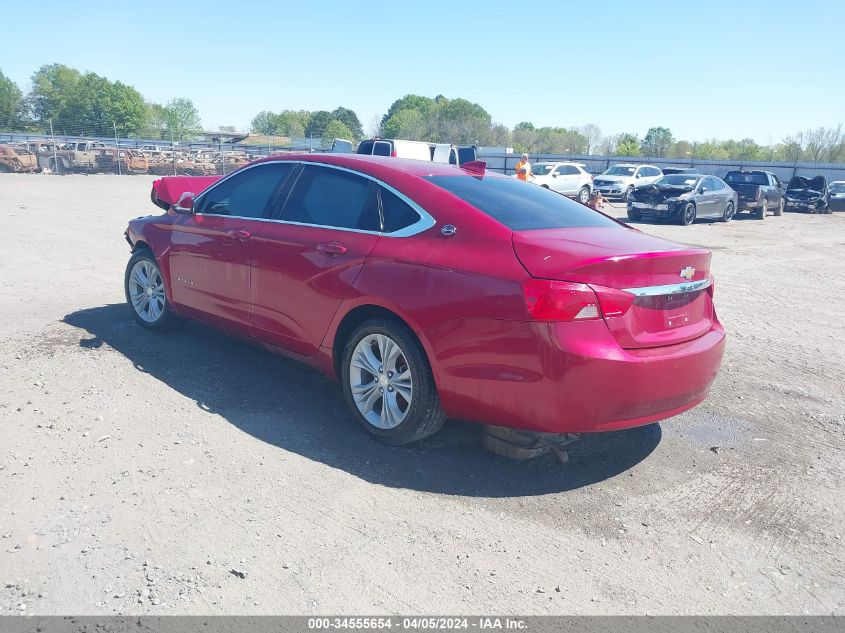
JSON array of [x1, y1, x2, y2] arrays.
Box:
[[0, 174, 843, 615]]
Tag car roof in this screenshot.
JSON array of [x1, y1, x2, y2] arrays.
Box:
[[256, 152, 470, 178]]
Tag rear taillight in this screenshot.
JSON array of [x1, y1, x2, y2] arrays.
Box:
[[390, 151, 397, 157], [706, 274, 715, 299], [522, 280, 634, 321], [591, 284, 636, 317]]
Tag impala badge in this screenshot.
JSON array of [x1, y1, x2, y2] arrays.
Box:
[[679, 266, 695, 281]]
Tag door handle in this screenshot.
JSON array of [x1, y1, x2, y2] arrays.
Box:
[[316, 241, 348, 256], [226, 228, 251, 243]]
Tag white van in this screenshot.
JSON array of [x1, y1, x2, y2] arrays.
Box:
[[356, 139, 432, 161], [357, 139, 477, 165]]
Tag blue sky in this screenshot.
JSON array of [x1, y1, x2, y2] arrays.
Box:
[[1, 0, 842, 142]]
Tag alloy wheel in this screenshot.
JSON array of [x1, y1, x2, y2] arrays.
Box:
[[349, 334, 413, 430], [128, 259, 166, 323], [579, 187, 590, 204]]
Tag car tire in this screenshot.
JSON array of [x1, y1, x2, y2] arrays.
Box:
[[680, 201, 696, 226], [541, 184, 550, 189], [721, 201, 735, 222], [755, 200, 767, 220], [627, 207, 642, 222], [578, 186, 590, 204], [624, 186, 634, 202], [124, 249, 173, 330], [775, 198, 784, 216], [341, 319, 446, 446]]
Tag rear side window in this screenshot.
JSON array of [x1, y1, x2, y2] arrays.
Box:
[[426, 175, 619, 231], [457, 147, 476, 164], [373, 141, 392, 157], [379, 187, 420, 233], [725, 171, 769, 185], [356, 140, 374, 155], [197, 162, 294, 218], [281, 165, 380, 231]]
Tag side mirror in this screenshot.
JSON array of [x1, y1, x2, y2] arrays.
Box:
[[174, 192, 195, 214], [699, 187, 707, 194], [635, 173, 641, 179], [552, 173, 559, 177]]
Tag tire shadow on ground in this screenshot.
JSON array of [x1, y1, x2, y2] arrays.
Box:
[[63, 303, 662, 498]]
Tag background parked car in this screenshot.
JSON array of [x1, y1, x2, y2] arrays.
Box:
[[593, 164, 663, 201], [628, 174, 737, 225], [0, 145, 39, 173], [516, 161, 593, 203], [723, 170, 784, 219], [784, 175, 830, 213], [356, 138, 434, 162], [828, 180, 845, 211]]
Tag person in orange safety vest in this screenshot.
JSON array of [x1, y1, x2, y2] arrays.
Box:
[[515, 153, 532, 181]]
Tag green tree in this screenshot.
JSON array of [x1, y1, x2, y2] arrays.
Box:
[[251, 110, 276, 135], [616, 133, 640, 156], [0, 68, 25, 129], [514, 121, 535, 131], [321, 119, 355, 147], [140, 102, 167, 138], [380, 94, 435, 130], [56, 72, 146, 136], [640, 127, 673, 157], [331, 107, 363, 140], [382, 108, 426, 140], [304, 110, 334, 138], [272, 110, 309, 137], [27, 63, 80, 125], [163, 98, 202, 141], [668, 140, 694, 159]]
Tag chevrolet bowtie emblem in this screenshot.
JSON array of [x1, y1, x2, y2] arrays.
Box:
[[680, 266, 696, 281]]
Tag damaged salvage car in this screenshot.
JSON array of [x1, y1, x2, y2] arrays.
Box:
[[627, 174, 738, 225], [124, 154, 725, 446], [784, 175, 830, 214]]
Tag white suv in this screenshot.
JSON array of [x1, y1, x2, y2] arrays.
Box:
[[519, 162, 593, 203], [593, 164, 663, 201]]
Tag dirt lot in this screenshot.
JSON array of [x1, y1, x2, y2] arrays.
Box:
[[0, 174, 843, 615]]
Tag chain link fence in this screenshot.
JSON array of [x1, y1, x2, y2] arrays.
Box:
[[0, 122, 327, 176]]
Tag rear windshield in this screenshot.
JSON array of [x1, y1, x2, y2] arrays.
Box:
[[425, 175, 619, 231], [604, 165, 636, 176], [532, 163, 555, 176], [724, 171, 768, 185]]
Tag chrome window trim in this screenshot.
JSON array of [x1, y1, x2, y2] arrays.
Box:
[[194, 159, 436, 238], [624, 278, 711, 297]]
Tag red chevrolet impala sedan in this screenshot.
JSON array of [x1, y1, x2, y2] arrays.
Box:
[[124, 154, 725, 445]]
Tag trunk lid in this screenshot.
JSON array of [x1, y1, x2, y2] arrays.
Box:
[[513, 227, 714, 349]]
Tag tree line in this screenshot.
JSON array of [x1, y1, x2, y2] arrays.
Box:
[[2, 66, 843, 163], [1, 64, 203, 140]]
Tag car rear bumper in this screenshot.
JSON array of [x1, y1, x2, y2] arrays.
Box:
[[736, 200, 762, 210], [429, 317, 725, 434]]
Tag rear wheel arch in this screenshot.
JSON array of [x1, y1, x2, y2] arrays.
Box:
[[331, 304, 434, 382]]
